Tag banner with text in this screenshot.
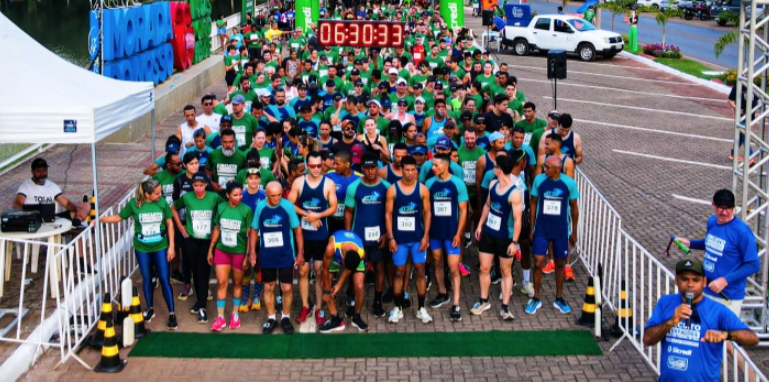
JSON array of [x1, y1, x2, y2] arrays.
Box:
[[440, 0, 465, 30], [295, 0, 319, 32]]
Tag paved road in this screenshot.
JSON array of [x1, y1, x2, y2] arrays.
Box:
[[489, 0, 739, 68]]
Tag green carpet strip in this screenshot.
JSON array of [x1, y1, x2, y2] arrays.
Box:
[[129, 329, 602, 359]]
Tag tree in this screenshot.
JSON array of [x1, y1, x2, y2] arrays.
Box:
[[714, 11, 740, 58], [638, 2, 683, 46], [597, 0, 637, 31]]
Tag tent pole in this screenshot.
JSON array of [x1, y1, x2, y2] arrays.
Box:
[[150, 109, 156, 161], [91, 143, 104, 298]]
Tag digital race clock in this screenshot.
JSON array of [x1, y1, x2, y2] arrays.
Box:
[[317, 20, 405, 48]]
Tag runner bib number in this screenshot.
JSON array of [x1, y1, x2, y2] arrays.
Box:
[[543, 200, 562, 215], [221, 229, 238, 247], [260, 157, 271, 170], [192, 219, 211, 238], [140, 223, 162, 243], [434, 201, 451, 217], [486, 213, 501, 231], [463, 162, 476, 184], [523, 132, 533, 146], [397, 217, 415, 231], [263, 232, 284, 248], [334, 204, 345, 217], [232, 125, 246, 147], [218, 175, 234, 186], [301, 218, 317, 231], [365, 226, 380, 241]]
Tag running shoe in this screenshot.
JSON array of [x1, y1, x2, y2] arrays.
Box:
[[229, 313, 241, 330], [297, 306, 312, 323], [521, 282, 535, 298], [207, 289, 213, 301], [450, 305, 462, 322], [262, 318, 277, 334], [167, 314, 179, 330], [373, 301, 386, 318], [564, 265, 576, 281], [490, 271, 502, 284], [352, 314, 370, 332], [471, 301, 491, 315], [500, 306, 515, 321], [239, 298, 252, 313], [319, 317, 345, 333], [189, 302, 202, 314], [416, 307, 433, 324], [281, 317, 295, 334], [251, 296, 262, 310], [524, 298, 542, 315], [211, 316, 227, 331], [315, 308, 326, 326], [542, 260, 555, 274], [429, 294, 450, 309], [177, 284, 192, 301], [388, 307, 404, 323], [459, 263, 471, 277], [170, 270, 184, 285], [553, 298, 572, 314], [143, 308, 155, 322], [197, 308, 208, 324], [403, 292, 411, 309], [382, 287, 394, 303]]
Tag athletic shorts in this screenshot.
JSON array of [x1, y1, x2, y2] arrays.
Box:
[[532, 236, 569, 259], [392, 242, 427, 266], [248, 48, 261, 60], [262, 267, 294, 284], [218, 27, 227, 35], [365, 245, 391, 263], [305, 238, 330, 262], [329, 258, 366, 273], [478, 232, 513, 259], [213, 248, 245, 267], [429, 239, 461, 255], [225, 71, 237, 86], [468, 194, 479, 211]]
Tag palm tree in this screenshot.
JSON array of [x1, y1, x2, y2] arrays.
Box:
[[714, 11, 740, 58]]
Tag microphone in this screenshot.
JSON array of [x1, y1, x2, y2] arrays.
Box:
[[685, 292, 694, 327]]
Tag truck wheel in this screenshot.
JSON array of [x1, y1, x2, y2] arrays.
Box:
[[513, 39, 530, 56], [579, 43, 596, 61]]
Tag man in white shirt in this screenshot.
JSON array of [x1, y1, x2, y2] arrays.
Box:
[[12, 158, 86, 221], [197, 94, 222, 134]]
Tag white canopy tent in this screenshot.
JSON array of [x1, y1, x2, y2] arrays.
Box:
[[0, 11, 155, 275]]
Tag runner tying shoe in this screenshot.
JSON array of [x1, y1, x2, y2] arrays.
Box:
[[318, 230, 369, 333]]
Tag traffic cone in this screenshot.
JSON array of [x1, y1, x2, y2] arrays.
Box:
[[577, 277, 596, 327], [128, 287, 149, 339], [87, 293, 113, 348], [611, 279, 634, 336], [93, 315, 127, 373], [116, 276, 131, 326], [115, 302, 128, 326]]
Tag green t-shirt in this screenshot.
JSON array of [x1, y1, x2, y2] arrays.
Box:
[[529, 127, 548, 155], [231, 113, 258, 149], [244, 31, 262, 48], [235, 167, 276, 190], [173, 192, 225, 240], [357, 115, 390, 136], [152, 170, 183, 206], [206, 148, 247, 186], [457, 145, 487, 195], [517, 118, 549, 148], [213, 202, 254, 254], [119, 198, 173, 253]]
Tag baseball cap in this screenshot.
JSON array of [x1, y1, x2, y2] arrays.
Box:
[[246, 168, 262, 177], [713, 189, 736, 208], [191, 173, 210, 183], [460, 111, 473, 122], [334, 93, 344, 101], [676, 259, 704, 276], [232, 95, 246, 105], [350, 144, 364, 164], [381, 98, 392, 109], [355, 80, 364, 86], [256, 88, 272, 98], [320, 54, 328, 60], [361, 152, 379, 168], [434, 82, 444, 89], [326, 79, 336, 87], [489, 132, 505, 142], [388, 68, 399, 75], [474, 114, 486, 124], [396, 78, 407, 86], [220, 115, 233, 123], [413, 83, 423, 90], [300, 104, 313, 112], [298, 83, 308, 90], [397, 98, 408, 106], [411, 145, 427, 155], [368, 99, 382, 108], [435, 136, 451, 150], [31, 158, 49, 170], [415, 96, 425, 104], [351, 69, 360, 75], [378, 82, 389, 90]]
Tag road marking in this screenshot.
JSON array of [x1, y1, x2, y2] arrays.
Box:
[[505, 64, 703, 85], [612, 149, 732, 169], [523, 78, 724, 101], [574, 119, 733, 142], [672, 194, 712, 205], [543, 97, 733, 121]]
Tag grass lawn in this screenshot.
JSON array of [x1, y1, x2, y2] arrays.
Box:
[[654, 57, 721, 80]]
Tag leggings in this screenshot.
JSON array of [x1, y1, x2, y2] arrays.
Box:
[[183, 237, 213, 305], [136, 249, 174, 313]]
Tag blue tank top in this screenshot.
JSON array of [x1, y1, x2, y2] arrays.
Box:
[[425, 116, 447, 146], [532, 174, 579, 240], [254, 199, 299, 268], [327, 171, 360, 221], [320, 137, 335, 152], [425, 176, 469, 240], [549, 128, 576, 160], [298, 118, 321, 138], [412, 112, 426, 132], [483, 182, 515, 239], [347, 179, 391, 246], [392, 182, 424, 243], [386, 165, 402, 184], [297, 176, 329, 240], [483, 153, 495, 176], [331, 230, 365, 264]]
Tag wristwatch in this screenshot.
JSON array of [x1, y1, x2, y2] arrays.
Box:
[[512, 241, 519, 246], [727, 330, 732, 341], [323, 289, 331, 295]]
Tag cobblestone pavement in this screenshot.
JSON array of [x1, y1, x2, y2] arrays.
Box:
[[7, 19, 767, 382]]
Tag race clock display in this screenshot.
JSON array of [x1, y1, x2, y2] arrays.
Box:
[[317, 20, 405, 48]]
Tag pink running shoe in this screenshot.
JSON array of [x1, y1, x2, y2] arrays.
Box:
[[459, 263, 471, 277], [210, 316, 227, 332], [229, 313, 241, 330]]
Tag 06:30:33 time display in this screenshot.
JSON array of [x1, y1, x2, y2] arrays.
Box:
[[317, 21, 405, 48]]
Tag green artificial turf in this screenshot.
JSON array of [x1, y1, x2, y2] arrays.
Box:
[[129, 329, 602, 359]]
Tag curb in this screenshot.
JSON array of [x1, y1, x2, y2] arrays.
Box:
[[619, 51, 731, 95]]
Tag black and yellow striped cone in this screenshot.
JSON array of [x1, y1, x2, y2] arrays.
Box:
[[87, 293, 113, 348], [128, 287, 149, 338], [611, 279, 634, 336], [89, 193, 96, 223], [93, 315, 126, 373], [577, 277, 596, 327]]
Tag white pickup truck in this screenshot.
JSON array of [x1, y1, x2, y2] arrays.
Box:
[[503, 15, 624, 61]]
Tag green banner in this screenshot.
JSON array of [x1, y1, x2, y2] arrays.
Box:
[[440, 0, 465, 30], [242, 0, 254, 24], [295, 0, 319, 32]]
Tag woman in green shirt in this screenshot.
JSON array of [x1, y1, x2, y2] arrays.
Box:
[[207, 182, 253, 331], [172, 173, 223, 323], [101, 179, 177, 330]]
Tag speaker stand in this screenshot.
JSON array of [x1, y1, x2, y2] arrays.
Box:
[[553, 77, 558, 109]]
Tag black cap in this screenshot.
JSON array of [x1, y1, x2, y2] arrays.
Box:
[[334, 93, 344, 101], [326, 79, 336, 87], [191, 173, 210, 184], [300, 104, 312, 112], [413, 83, 423, 90], [378, 82, 389, 90], [298, 83, 308, 90], [351, 69, 360, 75], [361, 152, 379, 168], [713, 189, 736, 208], [460, 111, 474, 122], [474, 115, 486, 124], [31, 158, 48, 170], [221, 115, 233, 123], [676, 259, 704, 276]]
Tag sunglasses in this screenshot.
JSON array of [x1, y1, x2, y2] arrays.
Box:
[[307, 164, 323, 169], [203, 102, 213, 106]]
